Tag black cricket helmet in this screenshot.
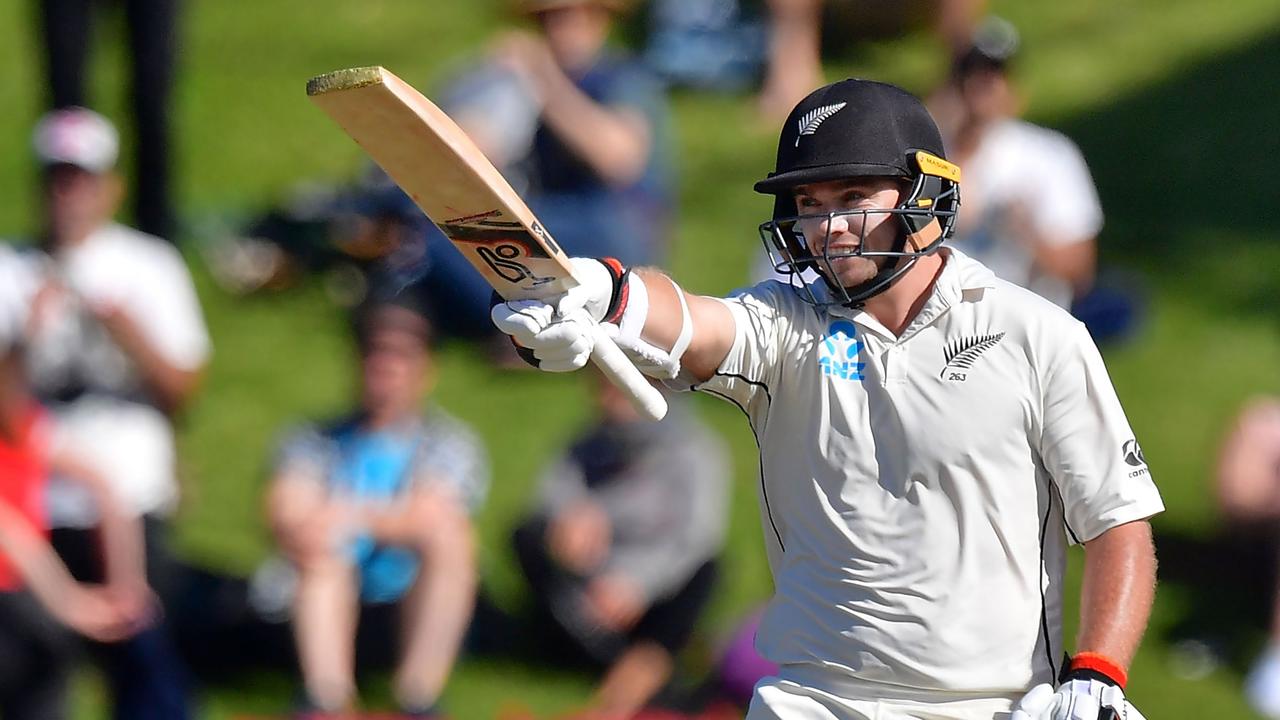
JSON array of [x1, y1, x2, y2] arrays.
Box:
[[755, 79, 961, 307]]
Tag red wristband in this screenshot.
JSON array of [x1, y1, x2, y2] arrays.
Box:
[[1069, 652, 1128, 689], [599, 257, 630, 325]]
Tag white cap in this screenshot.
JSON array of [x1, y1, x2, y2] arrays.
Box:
[[32, 107, 119, 173]]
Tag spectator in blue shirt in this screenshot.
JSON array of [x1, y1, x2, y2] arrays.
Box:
[[264, 290, 488, 718]]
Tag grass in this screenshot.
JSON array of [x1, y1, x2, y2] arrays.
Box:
[[2, 0, 1279, 717]]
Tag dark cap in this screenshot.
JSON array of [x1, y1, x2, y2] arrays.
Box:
[[955, 16, 1020, 76], [353, 284, 436, 351], [754, 79, 946, 195]]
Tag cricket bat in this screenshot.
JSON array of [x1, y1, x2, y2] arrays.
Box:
[[306, 66, 667, 421]]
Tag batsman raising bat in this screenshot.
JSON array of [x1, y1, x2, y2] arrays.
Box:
[[492, 78, 1163, 720]]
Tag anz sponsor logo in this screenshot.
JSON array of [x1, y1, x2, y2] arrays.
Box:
[[818, 320, 864, 381]]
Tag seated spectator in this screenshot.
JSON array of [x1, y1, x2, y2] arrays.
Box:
[[939, 17, 1100, 311], [512, 375, 729, 719], [264, 289, 489, 718], [0, 246, 151, 719], [21, 106, 205, 720], [1217, 397, 1280, 719]]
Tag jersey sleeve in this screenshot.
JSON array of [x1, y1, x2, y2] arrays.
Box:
[[270, 423, 334, 485], [691, 282, 787, 421], [1038, 321, 1163, 542], [411, 414, 490, 515], [134, 244, 212, 371], [1029, 131, 1103, 244]]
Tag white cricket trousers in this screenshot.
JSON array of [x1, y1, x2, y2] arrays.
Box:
[[747, 668, 1020, 720]]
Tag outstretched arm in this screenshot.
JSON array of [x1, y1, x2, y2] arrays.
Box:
[[492, 260, 740, 388], [632, 268, 737, 382]]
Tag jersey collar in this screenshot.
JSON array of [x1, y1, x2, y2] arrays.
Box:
[[824, 247, 998, 339]]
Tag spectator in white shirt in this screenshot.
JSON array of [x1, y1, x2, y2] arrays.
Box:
[[20, 106, 207, 720], [941, 17, 1102, 310]]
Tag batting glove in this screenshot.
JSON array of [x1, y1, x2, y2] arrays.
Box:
[[490, 258, 629, 372], [491, 300, 595, 372], [1012, 654, 1146, 720]]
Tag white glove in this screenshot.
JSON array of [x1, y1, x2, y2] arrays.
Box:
[[554, 257, 616, 323], [1012, 680, 1146, 720], [490, 300, 593, 372], [489, 258, 617, 372]]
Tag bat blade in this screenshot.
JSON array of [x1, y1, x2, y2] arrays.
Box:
[[306, 66, 667, 420], [307, 66, 573, 301]]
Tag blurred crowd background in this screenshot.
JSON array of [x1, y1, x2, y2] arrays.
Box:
[[1, 0, 1279, 718]]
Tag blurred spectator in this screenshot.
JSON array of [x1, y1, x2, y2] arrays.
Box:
[[511, 375, 729, 719], [207, 0, 673, 346], [938, 18, 1147, 344], [22, 107, 206, 719], [0, 245, 152, 720], [756, 0, 987, 121], [1217, 397, 1280, 718], [940, 17, 1102, 312], [413, 0, 674, 340], [642, 0, 767, 92], [199, 168, 435, 305], [37, 0, 182, 240], [264, 289, 489, 717]]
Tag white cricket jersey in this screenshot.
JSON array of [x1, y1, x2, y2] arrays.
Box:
[[693, 248, 1162, 695]]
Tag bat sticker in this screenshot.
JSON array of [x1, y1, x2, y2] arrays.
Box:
[[475, 244, 556, 286], [529, 220, 562, 257], [439, 222, 553, 259], [444, 208, 505, 225]]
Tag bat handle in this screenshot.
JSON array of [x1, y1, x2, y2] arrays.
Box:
[[589, 324, 669, 421]]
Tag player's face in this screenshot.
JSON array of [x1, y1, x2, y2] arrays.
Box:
[[360, 325, 430, 415], [537, 4, 611, 70], [42, 165, 120, 241], [792, 177, 904, 288]]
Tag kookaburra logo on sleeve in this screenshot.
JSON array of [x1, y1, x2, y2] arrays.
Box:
[[940, 332, 1005, 380], [1123, 439, 1147, 467], [796, 103, 847, 146]]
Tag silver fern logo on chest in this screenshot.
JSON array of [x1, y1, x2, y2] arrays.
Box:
[[940, 332, 1005, 381], [795, 102, 847, 147]]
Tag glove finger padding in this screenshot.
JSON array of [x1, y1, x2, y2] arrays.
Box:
[[1012, 684, 1056, 720], [492, 300, 556, 347], [530, 311, 597, 372], [491, 299, 597, 372]]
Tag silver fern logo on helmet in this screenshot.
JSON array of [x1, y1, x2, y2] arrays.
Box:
[[795, 102, 847, 147]]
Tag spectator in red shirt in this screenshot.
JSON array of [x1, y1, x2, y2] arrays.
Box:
[[0, 247, 151, 720]]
